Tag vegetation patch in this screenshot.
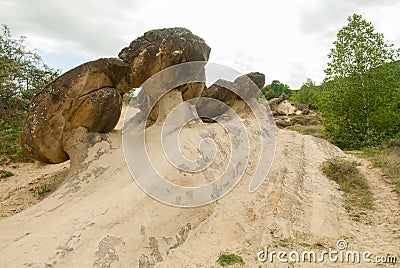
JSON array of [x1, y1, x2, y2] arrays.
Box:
[[37, 183, 52, 196], [359, 141, 400, 196], [0, 119, 29, 163], [286, 125, 325, 139], [275, 113, 326, 139], [274, 238, 294, 249], [217, 253, 245, 267], [0, 169, 13, 179], [322, 157, 374, 221]]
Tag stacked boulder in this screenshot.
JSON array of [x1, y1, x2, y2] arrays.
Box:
[[21, 28, 266, 164]]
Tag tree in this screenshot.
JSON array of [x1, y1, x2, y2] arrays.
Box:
[[0, 24, 59, 119], [319, 14, 400, 149], [291, 78, 321, 108], [261, 80, 292, 100]]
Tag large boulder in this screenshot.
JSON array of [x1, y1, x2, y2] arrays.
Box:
[[118, 27, 210, 93], [21, 58, 130, 163], [21, 28, 212, 163], [270, 93, 312, 116], [234, 72, 265, 100], [196, 72, 265, 121], [195, 79, 237, 120], [123, 28, 210, 126]]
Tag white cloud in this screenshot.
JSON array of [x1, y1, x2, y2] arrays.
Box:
[[1, 0, 399, 88]]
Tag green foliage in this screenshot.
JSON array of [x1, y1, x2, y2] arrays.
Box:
[[291, 79, 322, 108], [217, 253, 244, 267], [319, 14, 400, 149], [321, 157, 374, 220], [261, 80, 292, 100], [0, 118, 27, 163], [0, 24, 59, 119], [0, 25, 58, 163], [0, 169, 13, 179]]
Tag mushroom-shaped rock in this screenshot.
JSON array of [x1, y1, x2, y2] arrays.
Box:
[[124, 28, 211, 126], [21, 58, 130, 163], [118, 27, 211, 93]]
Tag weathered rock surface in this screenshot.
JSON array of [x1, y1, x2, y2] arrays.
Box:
[[195, 79, 237, 120], [121, 28, 210, 126], [22, 28, 211, 163], [118, 27, 211, 93], [196, 72, 265, 121], [234, 71, 265, 99], [21, 58, 129, 163], [275, 92, 289, 105], [270, 93, 312, 117]]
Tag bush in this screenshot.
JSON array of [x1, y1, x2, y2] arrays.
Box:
[[262, 80, 292, 100]]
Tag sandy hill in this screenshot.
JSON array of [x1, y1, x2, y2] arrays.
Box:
[[0, 108, 399, 268]]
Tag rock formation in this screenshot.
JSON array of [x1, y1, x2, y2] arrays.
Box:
[[234, 71, 265, 99], [21, 28, 211, 163], [21, 27, 266, 164], [118, 27, 210, 92], [196, 72, 266, 121], [21, 58, 131, 163], [270, 93, 311, 117]]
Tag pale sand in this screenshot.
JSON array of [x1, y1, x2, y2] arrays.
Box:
[[0, 107, 398, 267]]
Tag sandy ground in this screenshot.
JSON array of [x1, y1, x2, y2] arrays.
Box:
[[0, 161, 69, 218], [0, 106, 399, 267]]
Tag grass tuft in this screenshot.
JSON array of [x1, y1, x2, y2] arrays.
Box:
[[286, 125, 325, 139], [37, 184, 51, 196], [0, 169, 14, 179], [321, 157, 374, 221], [217, 253, 245, 267]]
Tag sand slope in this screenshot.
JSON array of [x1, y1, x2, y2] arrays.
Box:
[[0, 116, 399, 267]]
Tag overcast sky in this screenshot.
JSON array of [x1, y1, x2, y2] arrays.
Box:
[[1, 0, 399, 89]]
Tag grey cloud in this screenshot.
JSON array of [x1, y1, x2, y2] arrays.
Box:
[[289, 62, 308, 89], [298, 0, 399, 35], [232, 52, 266, 74], [0, 0, 147, 57]]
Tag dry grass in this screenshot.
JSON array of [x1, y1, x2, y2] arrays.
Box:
[[359, 141, 400, 196], [286, 125, 325, 139], [279, 113, 326, 139], [321, 157, 374, 221]]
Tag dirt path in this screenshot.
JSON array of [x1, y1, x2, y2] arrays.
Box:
[[345, 155, 400, 258]]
